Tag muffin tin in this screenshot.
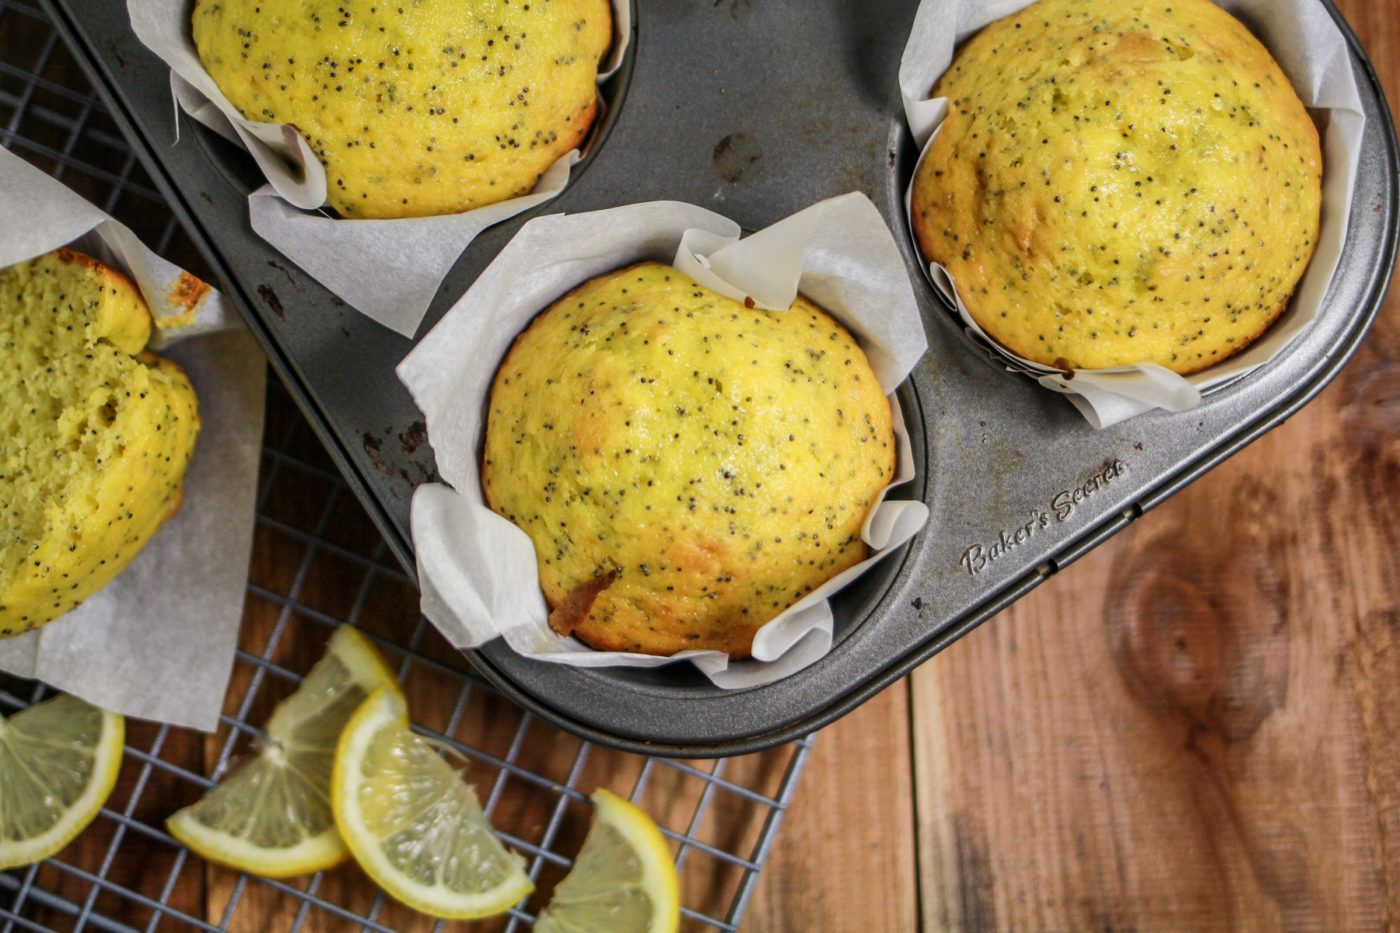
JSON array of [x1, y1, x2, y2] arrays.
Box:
[[40, 0, 1397, 756]]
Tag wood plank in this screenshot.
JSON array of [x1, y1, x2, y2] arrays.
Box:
[[911, 2, 1400, 925], [13, 4, 1394, 932], [195, 433, 830, 931], [913, 327, 1400, 931], [745, 680, 920, 933]]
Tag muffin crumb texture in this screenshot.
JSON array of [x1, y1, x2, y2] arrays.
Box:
[[482, 263, 895, 658], [911, 0, 1322, 374], [193, 0, 613, 219], [0, 250, 200, 637]]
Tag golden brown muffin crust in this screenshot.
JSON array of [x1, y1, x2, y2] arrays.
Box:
[[193, 0, 613, 219], [0, 250, 200, 637], [481, 262, 895, 658], [911, 0, 1323, 375]]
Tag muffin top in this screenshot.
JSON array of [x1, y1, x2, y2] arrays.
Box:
[[482, 262, 895, 658], [0, 250, 200, 637], [194, 0, 612, 219], [911, 0, 1322, 374]]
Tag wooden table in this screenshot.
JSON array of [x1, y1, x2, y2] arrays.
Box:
[[746, 3, 1400, 928], [5, 2, 1394, 930]]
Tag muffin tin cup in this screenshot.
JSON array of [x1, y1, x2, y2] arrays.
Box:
[[126, 0, 632, 336], [0, 146, 265, 733], [41, 0, 1398, 756], [397, 193, 931, 687], [898, 0, 1369, 429]]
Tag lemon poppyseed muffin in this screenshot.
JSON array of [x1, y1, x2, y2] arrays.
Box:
[[482, 263, 896, 658], [1, 250, 200, 637], [194, 0, 613, 219], [911, 0, 1322, 375]]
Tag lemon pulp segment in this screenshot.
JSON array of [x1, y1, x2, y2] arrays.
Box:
[[166, 625, 399, 878], [332, 688, 534, 919], [0, 695, 124, 870], [535, 789, 679, 933]]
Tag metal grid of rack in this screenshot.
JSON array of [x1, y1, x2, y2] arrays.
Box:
[[0, 2, 811, 927]]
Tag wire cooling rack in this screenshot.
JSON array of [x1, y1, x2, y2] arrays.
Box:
[[0, 2, 812, 928]]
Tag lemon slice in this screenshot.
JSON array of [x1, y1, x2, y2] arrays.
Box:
[[0, 695, 124, 870], [331, 687, 534, 919], [167, 625, 400, 878], [535, 789, 680, 933]]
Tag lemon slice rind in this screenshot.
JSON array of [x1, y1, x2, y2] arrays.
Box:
[[0, 697, 125, 871], [166, 625, 400, 878], [535, 788, 681, 933], [332, 688, 535, 920], [166, 778, 349, 879]]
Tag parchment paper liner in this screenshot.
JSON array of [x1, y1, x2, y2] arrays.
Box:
[[398, 193, 931, 688], [128, 0, 632, 337], [0, 148, 265, 731], [898, 0, 1365, 428]]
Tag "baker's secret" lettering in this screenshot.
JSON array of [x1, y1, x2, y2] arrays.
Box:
[[959, 460, 1127, 576]]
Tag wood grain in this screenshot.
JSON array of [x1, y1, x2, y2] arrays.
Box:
[[906, 2, 1400, 928], [744, 681, 920, 933], [8, 4, 1395, 932]]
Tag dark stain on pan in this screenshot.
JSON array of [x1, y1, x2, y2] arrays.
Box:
[[103, 39, 126, 69], [361, 426, 436, 497], [399, 465, 436, 486], [712, 0, 754, 23], [793, 116, 878, 194], [399, 420, 428, 455], [713, 133, 763, 184], [362, 431, 396, 487], [256, 284, 285, 318], [266, 259, 301, 291]]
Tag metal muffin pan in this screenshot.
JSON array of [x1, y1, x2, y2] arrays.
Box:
[[40, 0, 1398, 756]]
